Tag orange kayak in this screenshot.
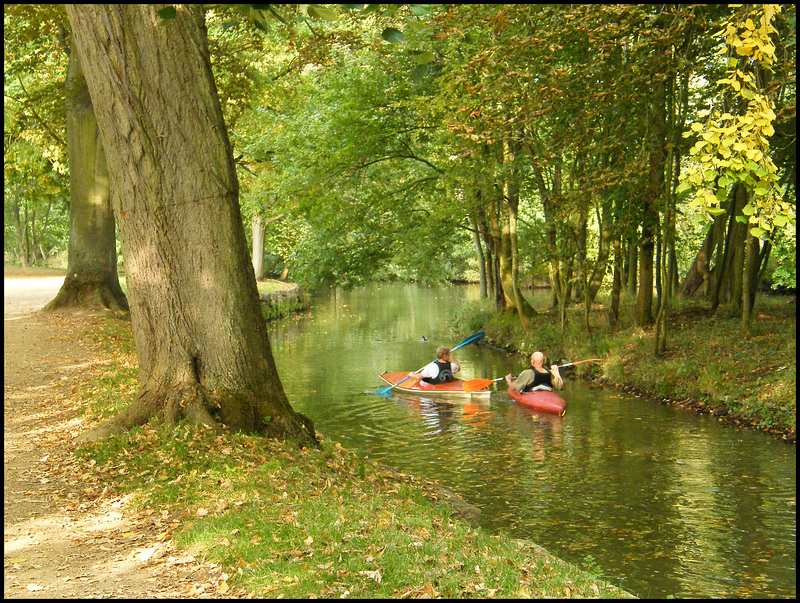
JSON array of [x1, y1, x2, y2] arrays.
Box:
[[378, 372, 491, 398], [507, 387, 566, 416]]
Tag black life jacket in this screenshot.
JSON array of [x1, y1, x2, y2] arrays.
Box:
[[521, 366, 553, 393], [423, 360, 455, 384]]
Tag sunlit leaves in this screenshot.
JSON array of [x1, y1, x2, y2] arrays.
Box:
[[680, 4, 792, 239]]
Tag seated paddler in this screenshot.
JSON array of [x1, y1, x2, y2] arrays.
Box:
[[505, 351, 563, 392], [408, 346, 460, 385]]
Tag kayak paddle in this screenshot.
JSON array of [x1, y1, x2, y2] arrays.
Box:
[[376, 330, 486, 396], [462, 358, 604, 393]]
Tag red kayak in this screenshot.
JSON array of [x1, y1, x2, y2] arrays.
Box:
[[507, 387, 566, 416], [379, 372, 491, 398]]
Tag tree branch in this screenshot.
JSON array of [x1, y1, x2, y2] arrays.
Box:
[[13, 76, 66, 148]]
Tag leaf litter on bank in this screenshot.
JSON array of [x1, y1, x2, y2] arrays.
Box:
[[77, 419, 632, 598]]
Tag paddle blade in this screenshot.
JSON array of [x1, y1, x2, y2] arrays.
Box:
[[451, 330, 486, 351], [463, 378, 495, 393], [558, 358, 604, 369]]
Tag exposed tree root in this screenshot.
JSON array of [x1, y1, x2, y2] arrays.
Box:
[[44, 279, 129, 314], [75, 384, 219, 444], [76, 382, 319, 450]]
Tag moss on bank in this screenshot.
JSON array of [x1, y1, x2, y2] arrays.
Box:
[[452, 292, 796, 441], [256, 279, 311, 321]]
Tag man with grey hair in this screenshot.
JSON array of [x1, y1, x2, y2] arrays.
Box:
[[505, 351, 563, 392]]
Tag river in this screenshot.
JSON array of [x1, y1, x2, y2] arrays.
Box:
[[265, 282, 796, 598]]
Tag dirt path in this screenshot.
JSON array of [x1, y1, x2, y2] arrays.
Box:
[[4, 302, 229, 597]]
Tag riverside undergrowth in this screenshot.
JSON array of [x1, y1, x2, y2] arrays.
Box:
[[74, 315, 632, 599], [452, 292, 796, 440]]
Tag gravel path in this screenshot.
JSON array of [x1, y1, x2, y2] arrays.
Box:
[[3, 277, 229, 598]]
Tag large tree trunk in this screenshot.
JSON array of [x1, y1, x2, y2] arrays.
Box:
[[45, 44, 128, 313], [67, 5, 316, 447]]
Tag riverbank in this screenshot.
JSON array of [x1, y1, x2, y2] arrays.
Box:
[[256, 279, 310, 320], [455, 293, 796, 441]]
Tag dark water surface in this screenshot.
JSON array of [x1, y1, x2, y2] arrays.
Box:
[[266, 283, 796, 598]]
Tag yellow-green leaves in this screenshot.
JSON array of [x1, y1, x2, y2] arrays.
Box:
[[680, 4, 793, 239]]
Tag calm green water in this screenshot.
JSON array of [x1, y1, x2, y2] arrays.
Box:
[[266, 283, 796, 599]]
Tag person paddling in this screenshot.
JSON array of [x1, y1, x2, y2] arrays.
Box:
[[505, 351, 563, 392], [408, 346, 460, 385]]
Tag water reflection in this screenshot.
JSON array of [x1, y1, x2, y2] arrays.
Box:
[[387, 393, 492, 438], [267, 283, 795, 598]]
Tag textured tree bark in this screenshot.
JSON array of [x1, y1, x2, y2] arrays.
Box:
[[66, 4, 316, 447], [677, 222, 716, 299], [44, 44, 128, 313]]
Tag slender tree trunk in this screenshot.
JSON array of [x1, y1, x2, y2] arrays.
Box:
[[252, 215, 266, 280], [67, 4, 316, 446], [502, 137, 536, 327], [45, 43, 128, 313], [479, 214, 495, 302], [469, 214, 487, 299], [655, 102, 676, 355], [535, 163, 564, 310], [741, 233, 761, 335], [637, 57, 667, 327], [574, 211, 587, 302], [711, 183, 744, 309], [712, 183, 749, 311], [586, 198, 611, 304], [637, 223, 656, 326], [609, 234, 622, 327], [251, 210, 284, 281], [625, 236, 637, 296], [10, 192, 29, 267]]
